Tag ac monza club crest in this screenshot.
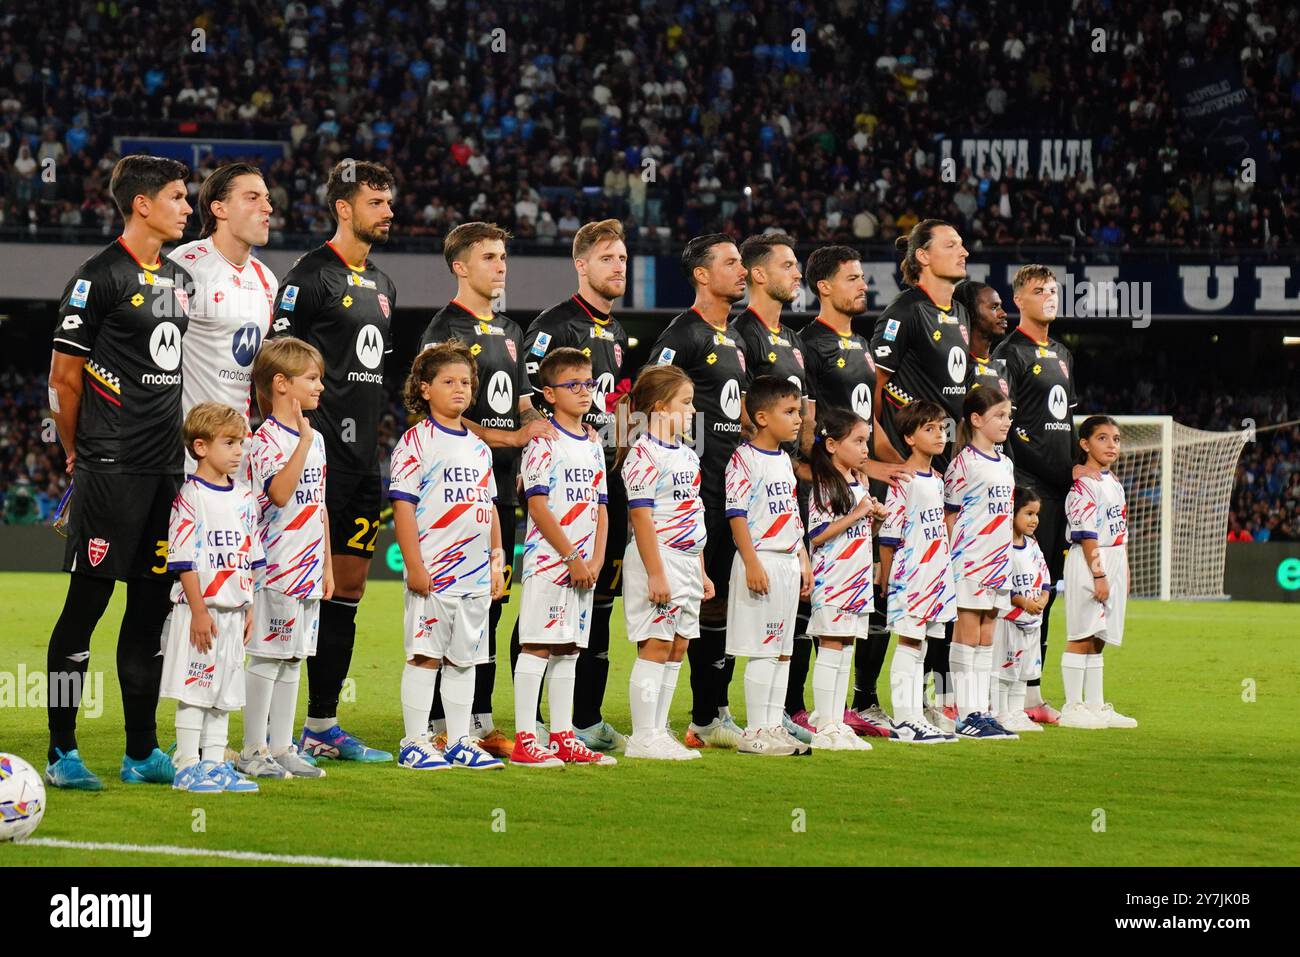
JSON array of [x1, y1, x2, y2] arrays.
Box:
[[173, 288, 189, 315], [959, 324, 969, 345], [88, 537, 110, 567], [1058, 359, 1069, 378], [505, 337, 517, 362], [736, 349, 746, 372], [793, 348, 804, 369], [614, 342, 623, 368], [377, 293, 391, 318]]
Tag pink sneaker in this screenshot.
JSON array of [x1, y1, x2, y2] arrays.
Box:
[[841, 709, 876, 736], [942, 704, 959, 723], [1025, 702, 1062, 725], [790, 710, 815, 734]]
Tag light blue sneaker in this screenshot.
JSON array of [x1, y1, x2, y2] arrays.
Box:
[[443, 735, 504, 770], [574, 720, 627, 753], [121, 747, 176, 784], [207, 760, 260, 793], [44, 748, 103, 791], [172, 760, 223, 793], [299, 724, 393, 762], [781, 712, 815, 746]]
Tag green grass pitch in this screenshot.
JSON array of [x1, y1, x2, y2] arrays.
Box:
[[2, 572, 1297, 867]]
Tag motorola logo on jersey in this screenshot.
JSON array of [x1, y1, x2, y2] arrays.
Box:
[[594, 372, 616, 408], [947, 346, 967, 383], [486, 370, 513, 414], [720, 378, 742, 420], [231, 323, 262, 367], [1048, 383, 1069, 420], [149, 322, 182, 371], [851, 382, 872, 421], [355, 324, 383, 370]]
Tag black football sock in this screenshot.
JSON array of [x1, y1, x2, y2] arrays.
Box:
[[47, 574, 114, 764], [118, 578, 171, 760], [689, 625, 726, 726], [573, 599, 613, 728], [786, 637, 812, 714], [308, 597, 358, 720]]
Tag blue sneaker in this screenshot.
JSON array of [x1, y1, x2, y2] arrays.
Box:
[[207, 761, 260, 793], [121, 747, 176, 784], [443, 735, 504, 770], [44, 748, 103, 791], [299, 724, 393, 762], [397, 734, 450, 770], [782, 712, 815, 746], [172, 760, 223, 793], [979, 712, 1019, 740], [955, 712, 1010, 740]]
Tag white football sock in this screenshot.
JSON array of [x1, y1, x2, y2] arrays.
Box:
[[440, 663, 476, 743], [268, 659, 300, 756], [400, 663, 439, 741], [834, 645, 853, 719], [767, 658, 791, 729], [743, 657, 778, 732], [890, 642, 924, 722], [546, 652, 579, 734], [949, 642, 976, 718], [514, 653, 547, 739], [175, 703, 204, 769], [656, 660, 682, 731], [242, 655, 280, 753], [200, 708, 229, 764], [304, 715, 336, 733], [1025, 682, 1045, 708], [994, 678, 1011, 716], [914, 640, 930, 719], [629, 658, 664, 736], [1061, 652, 1088, 706], [811, 645, 842, 728], [1084, 653, 1105, 708], [974, 644, 994, 714], [1009, 680, 1027, 716]]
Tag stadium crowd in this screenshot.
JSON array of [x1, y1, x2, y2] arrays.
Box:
[[0, 0, 1296, 251]]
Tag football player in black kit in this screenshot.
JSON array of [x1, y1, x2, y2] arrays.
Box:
[[649, 235, 751, 750], [519, 219, 630, 751], [798, 246, 910, 738], [44, 155, 195, 790], [270, 160, 398, 762], [732, 233, 818, 744], [992, 264, 1096, 725], [954, 279, 1010, 394], [869, 220, 971, 733], [418, 222, 553, 758]]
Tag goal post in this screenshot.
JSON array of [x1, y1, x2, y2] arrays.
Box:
[[1076, 415, 1250, 601]]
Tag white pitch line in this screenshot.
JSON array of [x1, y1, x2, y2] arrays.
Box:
[[20, 837, 450, 867]]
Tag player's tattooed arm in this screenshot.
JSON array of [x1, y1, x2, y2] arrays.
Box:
[[48, 351, 86, 472]]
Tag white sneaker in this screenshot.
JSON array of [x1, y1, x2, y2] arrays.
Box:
[[1090, 702, 1138, 728], [1058, 702, 1108, 729], [687, 717, 743, 749], [236, 746, 291, 779], [272, 744, 327, 777], [835, 722, 873, 751], [810, 725, 839, 751], [997, 711, 1043, 733], [925, 702, 956, 733], [625, 730, 679, 760], [658, 729, 701, 760], [769, 723, 811, 755]]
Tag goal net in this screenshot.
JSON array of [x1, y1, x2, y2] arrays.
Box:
[[1085, 416, 1250, 600]]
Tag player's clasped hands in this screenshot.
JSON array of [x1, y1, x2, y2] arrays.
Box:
[[566, 554, 597, 590]]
